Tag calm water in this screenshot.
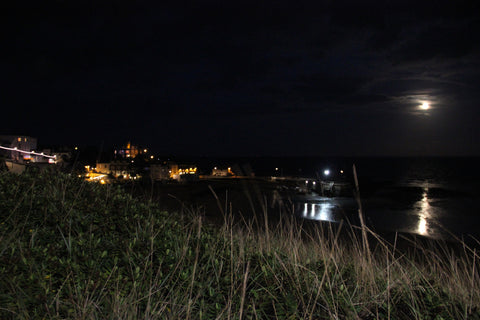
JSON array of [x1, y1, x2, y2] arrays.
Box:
[[282, 157, 480, 241], [160, 157, 480, 241]]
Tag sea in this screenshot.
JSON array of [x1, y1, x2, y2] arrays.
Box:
[[192, 156, 480, 242]]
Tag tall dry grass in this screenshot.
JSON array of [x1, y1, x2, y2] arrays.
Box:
[[0, 169, 479, 319]]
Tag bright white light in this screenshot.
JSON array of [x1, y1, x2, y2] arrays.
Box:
[[418, 218, 427, 235], [416, 188, 431, 236], [420, 102, 430, 110], [0, 145, 56, 159], [324, 169, 330, 176], [301, 202, 334, 222]]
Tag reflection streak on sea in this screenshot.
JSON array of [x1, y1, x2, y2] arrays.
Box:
[[282, 169, 480, 240], [294, 196, 356, 223], [300, 202, 336, 222], [362, 180, 448, 239], [416, 186, 431, 236]]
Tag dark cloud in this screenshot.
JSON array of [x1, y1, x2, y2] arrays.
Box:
[[389, 21, 480, 65], [1, 0, 479, 156]]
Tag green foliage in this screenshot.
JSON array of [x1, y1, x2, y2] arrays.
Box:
[[0, 170, 479, 319]]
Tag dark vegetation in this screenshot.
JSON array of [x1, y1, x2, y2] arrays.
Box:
[[1, 169, 479, 319]]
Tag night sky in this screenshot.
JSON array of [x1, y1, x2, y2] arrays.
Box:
[[2, 1, 480, 157]]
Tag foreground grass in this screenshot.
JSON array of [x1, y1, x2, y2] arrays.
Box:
[[0, 170, 479, 319]]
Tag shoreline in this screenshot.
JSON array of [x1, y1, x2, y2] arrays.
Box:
[[126, 177, 480, 249]]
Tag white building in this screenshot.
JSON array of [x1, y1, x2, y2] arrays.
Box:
[[0, 135, 38, 162]]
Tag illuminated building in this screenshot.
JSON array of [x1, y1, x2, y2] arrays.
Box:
[[212, 167, 235, 177], [95, 160, 133, 179], [95, 162, 111, 174], [109, 161, 131, 178], [0, 135, 59, 173], [175, 164, 198, 181], [115, 141, 141, 159], [0, 135, 38, 162], [150, 162, 198, 181]]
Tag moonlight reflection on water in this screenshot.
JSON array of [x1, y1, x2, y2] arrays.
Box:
[[417, 187, 430, 235], [285, 157, 480, 240], [294, 182, 446, 239]]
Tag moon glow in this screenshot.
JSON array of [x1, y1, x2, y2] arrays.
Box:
[[420, 102, 430, 110]]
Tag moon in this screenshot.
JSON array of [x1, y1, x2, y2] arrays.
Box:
[[420, 102, 430, 110]]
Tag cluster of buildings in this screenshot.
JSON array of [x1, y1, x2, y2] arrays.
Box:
[[1, 136, 238, 183], [85, 141, 200, 183]]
